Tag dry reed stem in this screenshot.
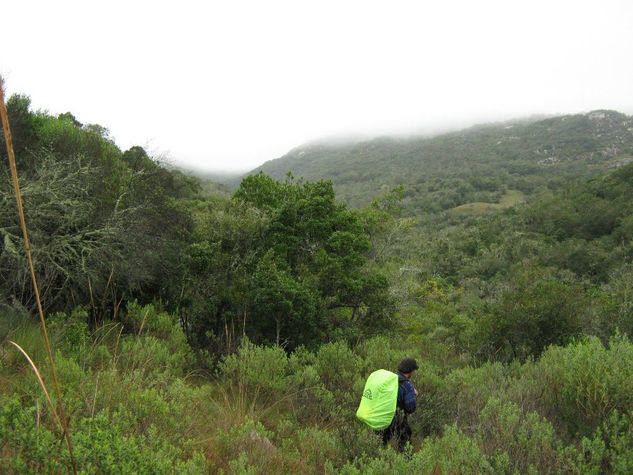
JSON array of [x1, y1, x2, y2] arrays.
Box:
[[90, 372, 100, 418], [1, 76, 77, 474], [137, 308, 150, 337], [7, 340, 63, 431]]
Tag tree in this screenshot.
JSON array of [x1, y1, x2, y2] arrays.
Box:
[[0, 100, 195, 323], [0, 94, 43, 175], [475, 263, 586, 362], [179, 198, 268, 353], [219, 173, 396, 347], [250, 250, 320, 346]]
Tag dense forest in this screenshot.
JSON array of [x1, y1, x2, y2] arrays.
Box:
[[2, 93, 633, 473]]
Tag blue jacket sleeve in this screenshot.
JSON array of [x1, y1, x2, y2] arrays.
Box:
[[399, 380, 417, 414]]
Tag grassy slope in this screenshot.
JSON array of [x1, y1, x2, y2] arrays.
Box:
[[452, 190, 526, 212]]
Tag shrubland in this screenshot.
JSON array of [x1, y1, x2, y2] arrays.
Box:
[[5, 309, 633, 473], [2, 95, 633, 472]]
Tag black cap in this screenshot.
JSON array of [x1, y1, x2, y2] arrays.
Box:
[[397, 358, 419, 374]]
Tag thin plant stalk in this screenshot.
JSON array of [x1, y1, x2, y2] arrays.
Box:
[[7, 340, 63, 431], [137, 308, 150, 337], [0, 76, 77, 474]]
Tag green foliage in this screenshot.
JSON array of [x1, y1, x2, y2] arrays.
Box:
[[217, 339, 291, 409], [0, 394, 207, 474], [182, 172, 394, 352], [478, 398, 562, 473], [340, 425, 492, 474], [313, 341, 362, 411], [525, 335, 633, 439], [216, 419, 278, 472], [254, 111, 633, 212], [593, 264, 633, 339], [585, 411, 633, 474], [5, 310, 633, 472], [287, 425, 345, 472], [0, 95, 198, 322], [443, 361, 515, 432], [48, 309, 90, 359], [123, 300, 179, 338], [5, 93, 633, 472], [474, 263, 586, 361], [0, 94, 43, 170], [355, 335, 408, 373], [250, 250, 320, 346]]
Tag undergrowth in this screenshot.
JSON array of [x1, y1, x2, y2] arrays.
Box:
[[2, 304, 633, 473]]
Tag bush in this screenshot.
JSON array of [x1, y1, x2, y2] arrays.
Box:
[[475, 264, 586, 361], [524, 335, 633, 439], [338, 425, 492, 474], [561, 410, 633, 474], [287, 350, 335, 425], [413, 425, 493, 473], [0, 394, 207, 474], [409, 363, 452, 438], [285, 426, 345, 474], [117, 334, 191, 380], [123, 301, 179, 339], [477, 398, 562, 473], [48, 308, 90, 359], [444, 361, 516, 432], [356, 336, 408, 374], [215, 418, 284, 473], [217, 339, 291, 418], [314, 341, 362, 396]]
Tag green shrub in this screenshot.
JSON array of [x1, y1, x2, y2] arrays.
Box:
[[0, 394, 207, 474], [215, 419, 284, 473], [409, 363, 452, 438], [48, 308, 89, 359], [561, 410, 633, 474], [478, 398, 562, 473], [286, 426, 345, 473], [123, 301, 178, 338], [287, 354, 335, 425], [335, 447, 409, 474], [413, 425, 493, 473], [117, 334, 192, 380], [527, 335, 633, 438], [313, 341, 363, 417], [218, 339, 290, 407], [84, 343, 112, 370], [444, 361, 515, 431], [0, 394, 60, 474], [475, 265, 586, 362], [356, 335, 406, 372], [338, 425, 492, 474]]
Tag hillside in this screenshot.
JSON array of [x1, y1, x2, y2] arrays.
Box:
[[4, 92, 633, 473], [251, 110, 633, 211]]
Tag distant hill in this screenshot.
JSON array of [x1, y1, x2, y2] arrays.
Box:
[[181, 169, 242, 198], [248, 110, 633, 213]]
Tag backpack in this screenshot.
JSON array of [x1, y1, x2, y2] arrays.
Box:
[[355, 369, 400, 430]]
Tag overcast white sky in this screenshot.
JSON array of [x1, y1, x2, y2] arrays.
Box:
[[2, 1, 633, 172]]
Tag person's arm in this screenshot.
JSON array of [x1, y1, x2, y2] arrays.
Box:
[[402, 381, 417, 413]]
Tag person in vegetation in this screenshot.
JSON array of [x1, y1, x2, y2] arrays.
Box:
[[378, 357, 419, 451]]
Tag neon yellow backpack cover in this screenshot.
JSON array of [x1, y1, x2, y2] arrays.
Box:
[[356, 369, 399, 430]]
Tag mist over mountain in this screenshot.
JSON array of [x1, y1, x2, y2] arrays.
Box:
[[246, 110, 633, 211]]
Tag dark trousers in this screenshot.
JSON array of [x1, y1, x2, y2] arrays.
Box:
[[378, 411, 411, 452]]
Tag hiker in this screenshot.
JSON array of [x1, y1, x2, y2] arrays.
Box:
[[378, 357, 419, 451]]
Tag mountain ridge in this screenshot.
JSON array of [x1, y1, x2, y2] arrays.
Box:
[[245, 110, 633, 211]]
